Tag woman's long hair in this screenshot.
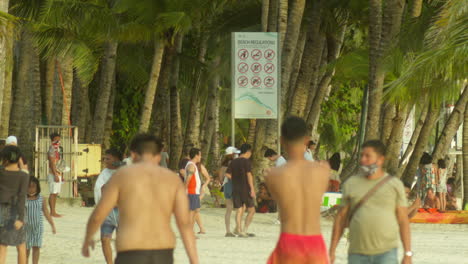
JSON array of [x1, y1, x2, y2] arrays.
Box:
[[0, 145, 22, 165]]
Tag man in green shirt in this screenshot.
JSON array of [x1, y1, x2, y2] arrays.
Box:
[[329, 140, 412, 264]]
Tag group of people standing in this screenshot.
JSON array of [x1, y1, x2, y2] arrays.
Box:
[[0, 135, 58, 264]]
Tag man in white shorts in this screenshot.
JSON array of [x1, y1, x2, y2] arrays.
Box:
[[48, 132, 63, 217]]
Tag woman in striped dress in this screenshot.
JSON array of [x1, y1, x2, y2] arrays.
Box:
[[26, 176, 56, 264]]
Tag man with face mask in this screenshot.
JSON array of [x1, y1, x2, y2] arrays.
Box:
[[47, 132, 63, 217], [329, 140, 412, 264], [82, 134, 198, 264]]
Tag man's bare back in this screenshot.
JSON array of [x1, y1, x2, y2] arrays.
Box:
[[266, 160, 330, 235], [111, 163, 186, 251]]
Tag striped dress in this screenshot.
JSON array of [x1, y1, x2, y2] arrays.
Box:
[[25, 195, 44, 249]]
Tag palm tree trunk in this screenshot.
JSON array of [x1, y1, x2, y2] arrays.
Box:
[[184, 34, 207, 148], [10, 31, 41, 163], [279, 0, 306, 117], [366, 0, 384, 140], [44, 58, 55, 124], [168, 34, 184, 170], [90, 41, 118, 144], [139, 40, 165, 132], [103, 81, 116, 150], [277, 0, 288, 51], [200, 55, 220, 161], [72, 74, 90, 142], [150, 53, 170, 144], [306, 26, 347, 133], [287, 26, 307, 107], [463, 105, 468, 208], [247, 119, 257, 145], [0, 22, 13, 138], [381, 104, 396, 145], [0, 0, 9, 121], [289, 2, 323, 117], [58, 56, 73, 126], [267, 0, 278, 32], [261, 0, 270, 32], [402, 104, 440, 182], [410, 0, 423, 18], [400, 105, 428, 166], [385, 104, 410, 175], [432, 85, 468, 161], [365, 0, 405, 140]]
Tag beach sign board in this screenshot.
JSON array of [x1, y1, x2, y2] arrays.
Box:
[[232, 32, 279, 119]]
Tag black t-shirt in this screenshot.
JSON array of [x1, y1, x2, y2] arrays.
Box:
[[226, 157, 252, 197]]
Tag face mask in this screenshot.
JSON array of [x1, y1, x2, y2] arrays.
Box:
[[53, 140, 60, 145], [360, 163, 379, 177]]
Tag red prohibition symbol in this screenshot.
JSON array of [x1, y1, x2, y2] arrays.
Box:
[[251, 76, 262, 87], [264, 49, 275, 60], [264, 63, 275, 74], [238, 49, 249, 60], [251, 63, 262, 73], [251, 49, 262, 60], [238, 62, 249, 73], [264, 76, 275, 87], [238, 76, 248, 87]]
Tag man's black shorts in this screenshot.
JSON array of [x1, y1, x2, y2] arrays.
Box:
[[232, 193, 255, 209]]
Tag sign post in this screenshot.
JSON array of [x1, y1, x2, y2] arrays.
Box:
[[231, 32, 280, 148]]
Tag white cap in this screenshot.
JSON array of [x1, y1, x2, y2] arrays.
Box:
[[225, 146, 240, 155], [6, 136, 17, 146]]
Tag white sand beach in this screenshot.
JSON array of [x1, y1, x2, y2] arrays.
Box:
[[6, 205, 468, 264]]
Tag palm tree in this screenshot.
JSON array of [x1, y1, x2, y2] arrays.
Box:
[[463, 104, 468, 209], [365, 0, 406, 140]]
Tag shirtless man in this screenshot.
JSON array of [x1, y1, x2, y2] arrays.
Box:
[[82, 134, 198, 264], [424, 188, 441, 210], [266, 116, 331, 263]]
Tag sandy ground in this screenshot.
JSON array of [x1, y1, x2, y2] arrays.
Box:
[[6, 205, 468, 264]]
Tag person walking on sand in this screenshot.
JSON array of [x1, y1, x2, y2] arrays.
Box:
[[82, 134, 198, 264], [184, 148, 203, 233], [25, 176, 56, 264], [330, 140, 412, 264], [265, 116, 330, 264], [193, 162, 211, 235], [225, 144, 256, 238], [94, 148, 123, 264], [47, 133, 63, 217], [219, 147, 239, 237], [0, 146, 29, 264]]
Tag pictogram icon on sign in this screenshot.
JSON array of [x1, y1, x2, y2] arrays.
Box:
[[251, 63, 262, 73], [238, 62, 249, 74], [251, 76, 262, 87], [237, 76, 248, 87], [238, 49, 249, 60], [251, 49, 262, 60], [264, 76, 275, 87], [264, 63, 275, 74], [264, 49, 275, 60]]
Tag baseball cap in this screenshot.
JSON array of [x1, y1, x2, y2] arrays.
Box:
[[6, 136, 17, 146], [225, 146, 240, 155]]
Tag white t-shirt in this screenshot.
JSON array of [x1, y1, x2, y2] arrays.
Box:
[[304, 150, 314, 161], [275, 156, 287, 167], [94, 168, 116, 204]]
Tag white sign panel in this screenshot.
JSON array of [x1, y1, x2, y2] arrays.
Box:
[[232, 32, 279, 119]]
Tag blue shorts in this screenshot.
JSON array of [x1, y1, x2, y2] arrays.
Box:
[[348, 248, 398, 264], [223, 181, 233, 199], [188, 194, 200, 211], [101, 208, 119, 238]]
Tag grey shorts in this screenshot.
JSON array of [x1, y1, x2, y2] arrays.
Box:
[[188, 195, 200, 211], [100, 208, 119, 238]]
